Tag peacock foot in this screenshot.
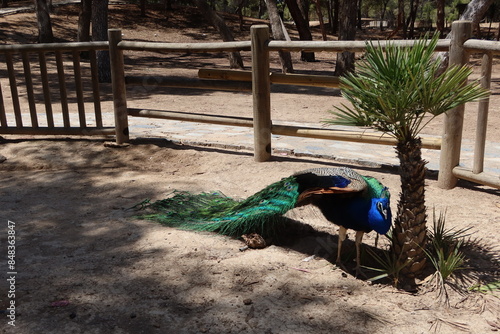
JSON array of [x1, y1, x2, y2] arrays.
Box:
[[354, 264, 368, 279]]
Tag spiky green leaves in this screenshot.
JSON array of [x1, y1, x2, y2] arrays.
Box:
[[326, 34, 490, 143]]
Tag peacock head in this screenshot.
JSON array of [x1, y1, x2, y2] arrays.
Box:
[[368, 191, 392, 234]]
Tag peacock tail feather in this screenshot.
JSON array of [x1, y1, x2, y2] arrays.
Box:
[[136, 176, 301, 238], [138, 191, 239, 224]]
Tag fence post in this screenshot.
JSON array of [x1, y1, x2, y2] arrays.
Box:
[[472, 51, 492, 174], [251, 25, 271, 162], [108, 29, 129, 144], [437, 21, 471, 189]]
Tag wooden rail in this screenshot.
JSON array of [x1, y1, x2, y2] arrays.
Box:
[[127, 109, 254, 127], [198, 69, 341, 88], [0, 23, 497, 189], [271, 125, 441, 149], [453, 166, 500, 189], [125, 75, 252, 92], [117, 40, 251, 53], [0, 41, 108, 53], [266, 39, 451, 52]]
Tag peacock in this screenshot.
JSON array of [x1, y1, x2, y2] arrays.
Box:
[[135, 167, 392, 273]]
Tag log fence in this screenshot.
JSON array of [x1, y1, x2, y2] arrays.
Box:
[[0, 21, 498, 189]]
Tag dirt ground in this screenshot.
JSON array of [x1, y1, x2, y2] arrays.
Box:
[[1, 3, 500, 334]]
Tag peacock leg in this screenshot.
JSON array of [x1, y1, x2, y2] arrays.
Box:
[[354, 231, 367, 278], [336, 226, 347, 265]]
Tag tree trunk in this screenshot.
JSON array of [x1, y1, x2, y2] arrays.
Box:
[[334, 0, 356, 75], [34, 0, 54, 43], [332, 0, 339, 34], [357, 0, 362, 30], [164, 0, 172, 11], [314, 0, 327, 40], [392, 138, 428, 287], [298, 0, 309, 22], [235, 0, 248, 31], [379, 0, 389, 31], [389, 0, 406, 38], [326, 0, 333, 33], [460, 0, 494, 26], [436, 0, 445, 35], [195, 0, 244, 69], [400, 0, 407, 38], [258, 0, 266, 19], [285, 0, 315, 61], [92, 0, 111, 83], [438, 0, 493, 70], [406, 0, 419, 38], [460, 0, 494, 36], [140, 0, 147, 17], [77, 0, 92, 42], [266, 0, 294, 73]]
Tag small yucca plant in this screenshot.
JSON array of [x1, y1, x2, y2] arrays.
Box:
[[364, 230, 411, 286], [426, 209, 471, 281], [427, 243, 466, 280], [424, 209, 471, 303], [327, 33, 489, 286], [428, 208, 473, 255], [367, 210, 470, 292]]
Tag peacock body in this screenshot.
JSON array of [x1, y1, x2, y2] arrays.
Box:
[[136, 167, 392, 271]]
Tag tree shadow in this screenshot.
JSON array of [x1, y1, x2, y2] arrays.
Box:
[[0, 137, 396, 332]]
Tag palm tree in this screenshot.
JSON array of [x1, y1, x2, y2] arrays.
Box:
[[326, 34, 489, 286]]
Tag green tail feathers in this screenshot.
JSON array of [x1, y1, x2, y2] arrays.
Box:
[[135, 177, 300, 237]]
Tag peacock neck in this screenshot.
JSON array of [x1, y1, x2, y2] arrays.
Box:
[[361, 176, 387, 199]]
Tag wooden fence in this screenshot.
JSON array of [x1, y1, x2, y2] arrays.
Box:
[[0, 21, 498, 189], [0, 42, 114, 136]]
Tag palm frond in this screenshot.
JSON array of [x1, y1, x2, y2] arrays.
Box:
[[325, 33, 490, 142]]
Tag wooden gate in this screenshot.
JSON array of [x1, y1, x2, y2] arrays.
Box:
[[0, 42, 115, 136]]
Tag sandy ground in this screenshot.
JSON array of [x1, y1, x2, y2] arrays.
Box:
[[0, 3, 500, 334], [0, 138, 499, 334]]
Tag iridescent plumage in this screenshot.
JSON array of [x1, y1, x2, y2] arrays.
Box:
[[136, 167, 392, 273]]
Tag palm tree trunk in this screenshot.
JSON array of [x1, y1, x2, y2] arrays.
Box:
[[392, 138, 427, 286]]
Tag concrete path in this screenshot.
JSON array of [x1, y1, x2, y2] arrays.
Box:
[[126, 116, 500, 175]]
